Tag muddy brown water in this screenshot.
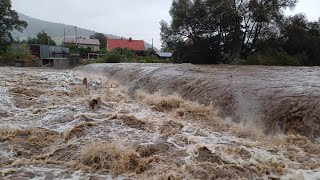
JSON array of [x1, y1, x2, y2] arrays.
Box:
[[0, 65, 319, 179], [77, 64, 320, 138]]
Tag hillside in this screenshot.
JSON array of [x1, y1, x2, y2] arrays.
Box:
[[12, 13, 155, 50]]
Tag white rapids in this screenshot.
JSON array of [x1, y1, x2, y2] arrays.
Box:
[[0, 66, 319, 180]]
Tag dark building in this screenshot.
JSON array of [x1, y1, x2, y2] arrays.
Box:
[[28, 44, 80, 69]]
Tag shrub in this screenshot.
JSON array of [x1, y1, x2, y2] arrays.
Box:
[[0, 43, 38, 66], [138, 59, 147, 63], [5, 43, 31, 59], [99, 53, 127, 63], [242, 50, 301, 66], [230, 59, 247, 65]]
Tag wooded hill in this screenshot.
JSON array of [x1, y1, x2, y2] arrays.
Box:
[[12, 13, 154, 50]]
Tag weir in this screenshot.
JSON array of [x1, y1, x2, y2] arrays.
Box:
[[76, 63, 320, 138], [1, 66, 320, 179]]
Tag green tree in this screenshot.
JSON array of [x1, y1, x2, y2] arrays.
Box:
[[0, 43, 31, 65], [6, 43, 31, 59], [27, 31, 56, 46], [160, 0, 297, 64], [238, 0, 296, 58], [161, 0, 237, 64], [0, 0, 28, 53], [280, 14, 320, 65], [90, 33, 107, 49]]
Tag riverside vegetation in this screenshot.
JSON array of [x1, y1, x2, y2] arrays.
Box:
[[160, 0, 320, 66]]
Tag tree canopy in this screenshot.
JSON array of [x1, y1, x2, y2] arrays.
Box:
[[160, 0, 320, 66], [26, 31, 56, 46], [90, 33, 107, 49], [0, 0, 28, 53], [280, 15, 320, 66]]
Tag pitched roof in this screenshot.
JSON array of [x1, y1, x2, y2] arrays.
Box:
[[63, 38, 100, 46], [156, 52, 173, 58], [107, 38, 145, 51]]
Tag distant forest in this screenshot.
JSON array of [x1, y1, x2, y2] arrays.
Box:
[[161, 0, 320, 66]]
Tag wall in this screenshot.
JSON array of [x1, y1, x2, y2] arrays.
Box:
[[79, 44, 100, 52], [53, 58, 69, 69]]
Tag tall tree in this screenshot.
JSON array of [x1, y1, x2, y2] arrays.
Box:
[[90, 33, 107, 49], [280, 14, 320, 65], [27, 31, 56, 46], [0, 0, 28, 53], [238, 0, 296, 57], [160, 0, 297, 63], [161, 0, 240, 63]]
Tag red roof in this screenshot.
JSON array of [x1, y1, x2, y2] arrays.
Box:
[[107, 38, 145, 51]]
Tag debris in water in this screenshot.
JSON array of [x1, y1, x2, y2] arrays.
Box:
[[82, 77, 88, 89], [89, 97, 101, 109]]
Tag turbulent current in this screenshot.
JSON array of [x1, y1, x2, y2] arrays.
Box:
[[0, 64, 320, 179]]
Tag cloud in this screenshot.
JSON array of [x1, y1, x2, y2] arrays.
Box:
[[286, 0, 320, 21]]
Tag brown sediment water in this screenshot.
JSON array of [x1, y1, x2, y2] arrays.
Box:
[[77, 64, 320, 138], [0, 65, 319, 179]]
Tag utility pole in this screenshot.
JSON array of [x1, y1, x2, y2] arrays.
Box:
[[45, 29, 50, 58], [152, 38, 154, 51], [63, 27, 66, 46], [75, 26, 78, 54]]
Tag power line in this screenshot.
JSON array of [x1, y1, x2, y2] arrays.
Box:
[[55, 26, 76, 41]]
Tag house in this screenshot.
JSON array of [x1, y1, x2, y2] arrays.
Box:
[[63, 37, 100, 52], [29, 44, 70, 59], [107, 38, 145, 51], [156, 52, 173, 59], [28, 44, 80, 69]]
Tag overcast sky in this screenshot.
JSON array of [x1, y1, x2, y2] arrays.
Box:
[[12, 0, 320, 49]]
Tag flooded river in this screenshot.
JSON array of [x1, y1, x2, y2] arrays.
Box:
[[0, 65, 320, 179]]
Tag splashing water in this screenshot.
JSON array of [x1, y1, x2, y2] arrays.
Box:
[[0, 66, 319, 179]]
